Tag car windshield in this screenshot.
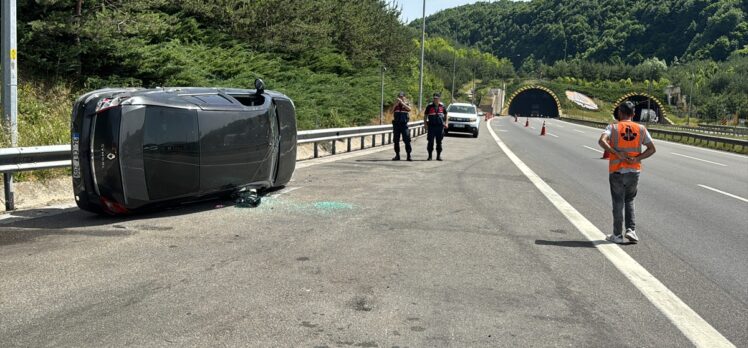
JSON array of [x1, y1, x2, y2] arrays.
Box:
[[448, 105, 476, 114]]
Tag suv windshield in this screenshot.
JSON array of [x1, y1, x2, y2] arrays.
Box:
[[448, 105, 476, 114]]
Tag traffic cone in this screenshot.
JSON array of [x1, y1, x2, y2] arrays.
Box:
[[601, 150, 610, 159], [525, 118, 529, 127], [540, 121, 546, 136]]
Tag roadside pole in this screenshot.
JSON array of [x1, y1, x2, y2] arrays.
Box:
[[417, 0, 426, 114], [380, 66, 386, 125], [2, 0, 19, 211], [451, 52, 456, 104]]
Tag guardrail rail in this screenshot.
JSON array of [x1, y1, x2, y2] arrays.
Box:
[[561, 117, 748, 155]]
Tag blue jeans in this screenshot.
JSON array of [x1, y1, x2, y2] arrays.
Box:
[[609, 172, 639, 236]]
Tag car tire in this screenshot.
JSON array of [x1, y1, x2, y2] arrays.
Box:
[[472, 130, 479, 138]]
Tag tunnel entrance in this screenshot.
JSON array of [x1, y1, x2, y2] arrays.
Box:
[[507, 86, 561, 118], [612, 94, 667, 123]]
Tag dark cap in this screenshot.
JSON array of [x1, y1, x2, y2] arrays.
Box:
[[398, 91, 405, 97], [619, 101, 636, 116], [433, 93, 441, 98]]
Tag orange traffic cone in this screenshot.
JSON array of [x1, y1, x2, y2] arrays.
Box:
[[601, 150, 610, 159], [540, 121, 546, 136], [525, 118, 529, 127]]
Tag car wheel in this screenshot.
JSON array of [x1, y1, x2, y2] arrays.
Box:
[[472, 130, 479, 138]]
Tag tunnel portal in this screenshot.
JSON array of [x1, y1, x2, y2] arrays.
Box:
[[612, 94, 666, 123], [507, 87, 561, 118]]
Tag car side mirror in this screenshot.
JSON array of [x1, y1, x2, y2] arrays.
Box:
[[255, 78, 265, 95]]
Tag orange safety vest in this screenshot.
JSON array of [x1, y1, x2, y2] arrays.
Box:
[[609, 121, 643, 173]]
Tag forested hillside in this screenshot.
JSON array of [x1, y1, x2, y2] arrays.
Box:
[[419, 0, 747, 65], [419, 0, 748, 122], [3, 0, 747, 149]]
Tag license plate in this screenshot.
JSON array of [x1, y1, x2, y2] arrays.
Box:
[[72, 133, 81, 179], [453, 124, 465, 128]]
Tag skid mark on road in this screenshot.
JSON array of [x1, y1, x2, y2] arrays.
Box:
[[487, 119, 735, 348]]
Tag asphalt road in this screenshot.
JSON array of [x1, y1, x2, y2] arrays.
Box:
[[0, 119, 745, 347]]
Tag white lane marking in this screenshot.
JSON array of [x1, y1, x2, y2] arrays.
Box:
[[583, 145, 604, 154], [574, 129, 586, 134], [546, 133, 559, 138], [558, 120, 748, 160], [671, 152, 728, 167], [498, 130, 509, 133], [295, 138, 409, 170], [268, 186, 303, 198], [487, 119, 735, 348], [698, 185, 748, 203]]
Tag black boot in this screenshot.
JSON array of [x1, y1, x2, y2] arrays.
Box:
[[436, 152, 442, 161], [427, 153, 432, 161], [392, 154, 400, 161], [406, 153, 412, 161]]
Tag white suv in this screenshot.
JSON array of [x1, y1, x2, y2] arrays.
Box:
[[446, 103, 481, 138]]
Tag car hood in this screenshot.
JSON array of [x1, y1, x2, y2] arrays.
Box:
[[449, 112, 479, 119]]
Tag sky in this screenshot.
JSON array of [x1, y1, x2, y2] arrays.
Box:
[[396, 0, 483, 23]]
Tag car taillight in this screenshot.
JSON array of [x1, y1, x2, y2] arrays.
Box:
[[100, 196, 129, 215], [96, 96, 130, 114]]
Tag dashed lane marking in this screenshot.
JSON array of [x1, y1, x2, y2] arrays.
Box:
[[697, 184, 748, 203], [487, 118, 735, 348], [671, 152, 728, 167], [583, 145, 604, 154]]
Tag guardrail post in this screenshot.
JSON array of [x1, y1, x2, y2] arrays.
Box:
[[314, 142, 319, 158], [347, 138, 352, 153], [372, 134, 376, 147], [381, 133, 385, 145], [3, 174, 13, 211], [331, 140, 336, 155], [387, 133, 391, 144], [360, 136, 364, 150]]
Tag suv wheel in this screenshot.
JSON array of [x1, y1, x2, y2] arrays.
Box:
[[472, 130, 479, 138]]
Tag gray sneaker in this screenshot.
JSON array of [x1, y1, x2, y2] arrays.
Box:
[[606, 234, 625, 244], [625, 229, 639, 244]]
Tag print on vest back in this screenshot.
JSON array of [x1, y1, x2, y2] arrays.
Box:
[[621, 125, 638, 141]]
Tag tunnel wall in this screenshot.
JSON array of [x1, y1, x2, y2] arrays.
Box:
[[612, 93, 667, 123], [506, 86, 562, 118]]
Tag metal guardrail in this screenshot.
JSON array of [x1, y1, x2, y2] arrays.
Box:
[[695, 124, 748, 137], [298, 121, 425, 158], [560, 117, 748, 154], [0, 121, 426, 210]]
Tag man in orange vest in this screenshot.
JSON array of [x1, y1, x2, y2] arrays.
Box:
[[598, 101, 657, 244]]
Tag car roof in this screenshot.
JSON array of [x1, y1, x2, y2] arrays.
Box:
[[449, 103, 476, 107]]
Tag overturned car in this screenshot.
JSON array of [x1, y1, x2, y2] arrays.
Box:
[[71, 80, 297, 215]]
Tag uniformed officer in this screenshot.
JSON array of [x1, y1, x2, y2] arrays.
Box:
[[392, 92, 412, 161], [424, 93, 448, 161]]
